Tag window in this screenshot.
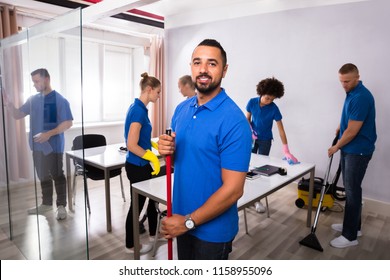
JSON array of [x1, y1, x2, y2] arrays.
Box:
[[102, 45, 132, 121], [21, 34, 138, 126]]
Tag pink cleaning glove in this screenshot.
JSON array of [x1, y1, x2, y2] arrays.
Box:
[[250, 125, 258, 140], [282, 144, 298, 164]]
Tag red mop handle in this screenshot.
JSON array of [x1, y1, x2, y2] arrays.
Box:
[[165, 128, 173, 260]]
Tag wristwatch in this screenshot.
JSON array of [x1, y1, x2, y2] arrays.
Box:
[[184, 214, 196, 230]]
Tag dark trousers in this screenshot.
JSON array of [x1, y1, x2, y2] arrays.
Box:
[[252, 139, 272, 155], [125, 162, 158, 248], [340, 151, 372, 241], [32, 151, 67, 207], [177, 233, 233, 260]]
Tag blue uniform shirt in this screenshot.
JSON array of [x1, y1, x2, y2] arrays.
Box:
[[124, 98, 152, 166], [246, 97, 282, 140], [20, 90, 73, 153], [340, 81, 376, 155], [171, 89, 252, 243]]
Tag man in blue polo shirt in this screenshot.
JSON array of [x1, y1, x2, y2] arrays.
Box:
[[158, 39, 252, 259], [328, 63, 376, 248], [6, 68, 73, 220]]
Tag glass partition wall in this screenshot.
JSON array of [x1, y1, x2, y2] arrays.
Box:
[[0, 6, 151, 260], [0, 8, 89, 260]]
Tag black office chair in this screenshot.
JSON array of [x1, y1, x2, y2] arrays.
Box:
[[72, 134, 125, 214]]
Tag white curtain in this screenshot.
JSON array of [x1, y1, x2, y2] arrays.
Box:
[[149, 35, 166, 137], [0, 4, 30, 182]]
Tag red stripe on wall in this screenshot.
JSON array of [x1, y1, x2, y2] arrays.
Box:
[[81, 0, 164, 21], [128, 8, 164, 21], [83, 0, 102, 3]]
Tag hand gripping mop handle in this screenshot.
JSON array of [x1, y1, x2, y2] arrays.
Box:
[[165, 128, 173, 260]]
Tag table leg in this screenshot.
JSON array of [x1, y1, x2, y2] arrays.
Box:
[[306, 167, 315, 227], [66, 154, 73, 211], [243, 208, 248, 234], [105, 169, 112, 232], [132, 188, 140, 260]]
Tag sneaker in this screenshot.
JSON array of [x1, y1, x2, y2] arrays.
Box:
[[125, 243, 153, 254], [27, 204, 53, 215], [331, 223, 362, 237], [56, 205, 67, 220], [255, 201, 266, 213], [330, 235, 358, 248]]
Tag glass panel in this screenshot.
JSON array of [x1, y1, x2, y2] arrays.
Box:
[[0, 8, 88, 260], [0, 28, 36, 259], [1, 5, 152, 260]]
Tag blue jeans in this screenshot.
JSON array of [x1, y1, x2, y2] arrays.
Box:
[[177, 233, 232, 260], [340, 151, 372, 241], [252, 139, 272, 155]]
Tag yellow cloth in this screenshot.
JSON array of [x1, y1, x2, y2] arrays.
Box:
[[142, 149, 160, 175]]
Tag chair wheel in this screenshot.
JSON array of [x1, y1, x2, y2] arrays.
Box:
[[295, 198, 305, 208]]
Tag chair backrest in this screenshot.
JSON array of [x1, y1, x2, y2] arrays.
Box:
[[72, 134, 107, 151], [71, 134, 121, 180]]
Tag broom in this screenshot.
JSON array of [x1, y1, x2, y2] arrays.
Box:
[[165, 129, 173, 260]]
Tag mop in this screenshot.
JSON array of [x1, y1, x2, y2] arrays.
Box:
[[165, 129, 173, 260], [299, 150, 335, 252]]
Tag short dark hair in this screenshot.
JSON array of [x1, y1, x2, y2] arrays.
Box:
[[339, 63, 359, 75], [256, 77, 284, 98], [31, 68, 50, 79], [197, 39, 227, 67]]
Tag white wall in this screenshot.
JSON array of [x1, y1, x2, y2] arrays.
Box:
[[164, 0, 390, 203]]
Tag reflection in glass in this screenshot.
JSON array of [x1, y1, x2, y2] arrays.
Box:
[[0, 8, 87, 260]]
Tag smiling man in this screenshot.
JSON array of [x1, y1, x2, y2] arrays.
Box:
[[158, 39, 252, 260]]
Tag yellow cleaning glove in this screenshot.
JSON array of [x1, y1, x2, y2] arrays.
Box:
[[142, 149, 160, 175], [151, 140, 158, 150]]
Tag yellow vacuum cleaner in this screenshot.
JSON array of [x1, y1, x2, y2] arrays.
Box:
[[295, 177, 334, 210]]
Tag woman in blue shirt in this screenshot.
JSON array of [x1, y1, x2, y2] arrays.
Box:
[[246, 77, 298, 213], [124, 73, 161, 254]]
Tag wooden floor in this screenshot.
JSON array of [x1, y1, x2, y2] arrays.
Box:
[[1, 175, 389, 260]]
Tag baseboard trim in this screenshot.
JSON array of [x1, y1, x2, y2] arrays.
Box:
[[363, 197, 390, 216]]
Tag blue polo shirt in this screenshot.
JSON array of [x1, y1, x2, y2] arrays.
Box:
[[124, 98, 152, 166], [339, 81, 376, 155], [20, 90, 73, 153], [246, 97, 282, 140], [171, 89, 252, 243]]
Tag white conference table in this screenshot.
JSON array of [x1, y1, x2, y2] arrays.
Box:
[[65, 140, 160, 232], [131, 154, 315, 259], [65, 143, 126, 232]]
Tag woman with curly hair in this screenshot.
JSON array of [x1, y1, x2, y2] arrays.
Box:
[[246, 77, 298, 213]]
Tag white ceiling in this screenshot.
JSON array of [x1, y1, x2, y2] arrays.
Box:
[[3, 0, 371, 32], [4, 0, 264, 18], [138, 0, 262, 17]]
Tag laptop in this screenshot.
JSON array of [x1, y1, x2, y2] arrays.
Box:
[[253, 165, 280, 176]]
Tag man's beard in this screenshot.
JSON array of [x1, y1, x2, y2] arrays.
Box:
[[194, 75, 222, 95]]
